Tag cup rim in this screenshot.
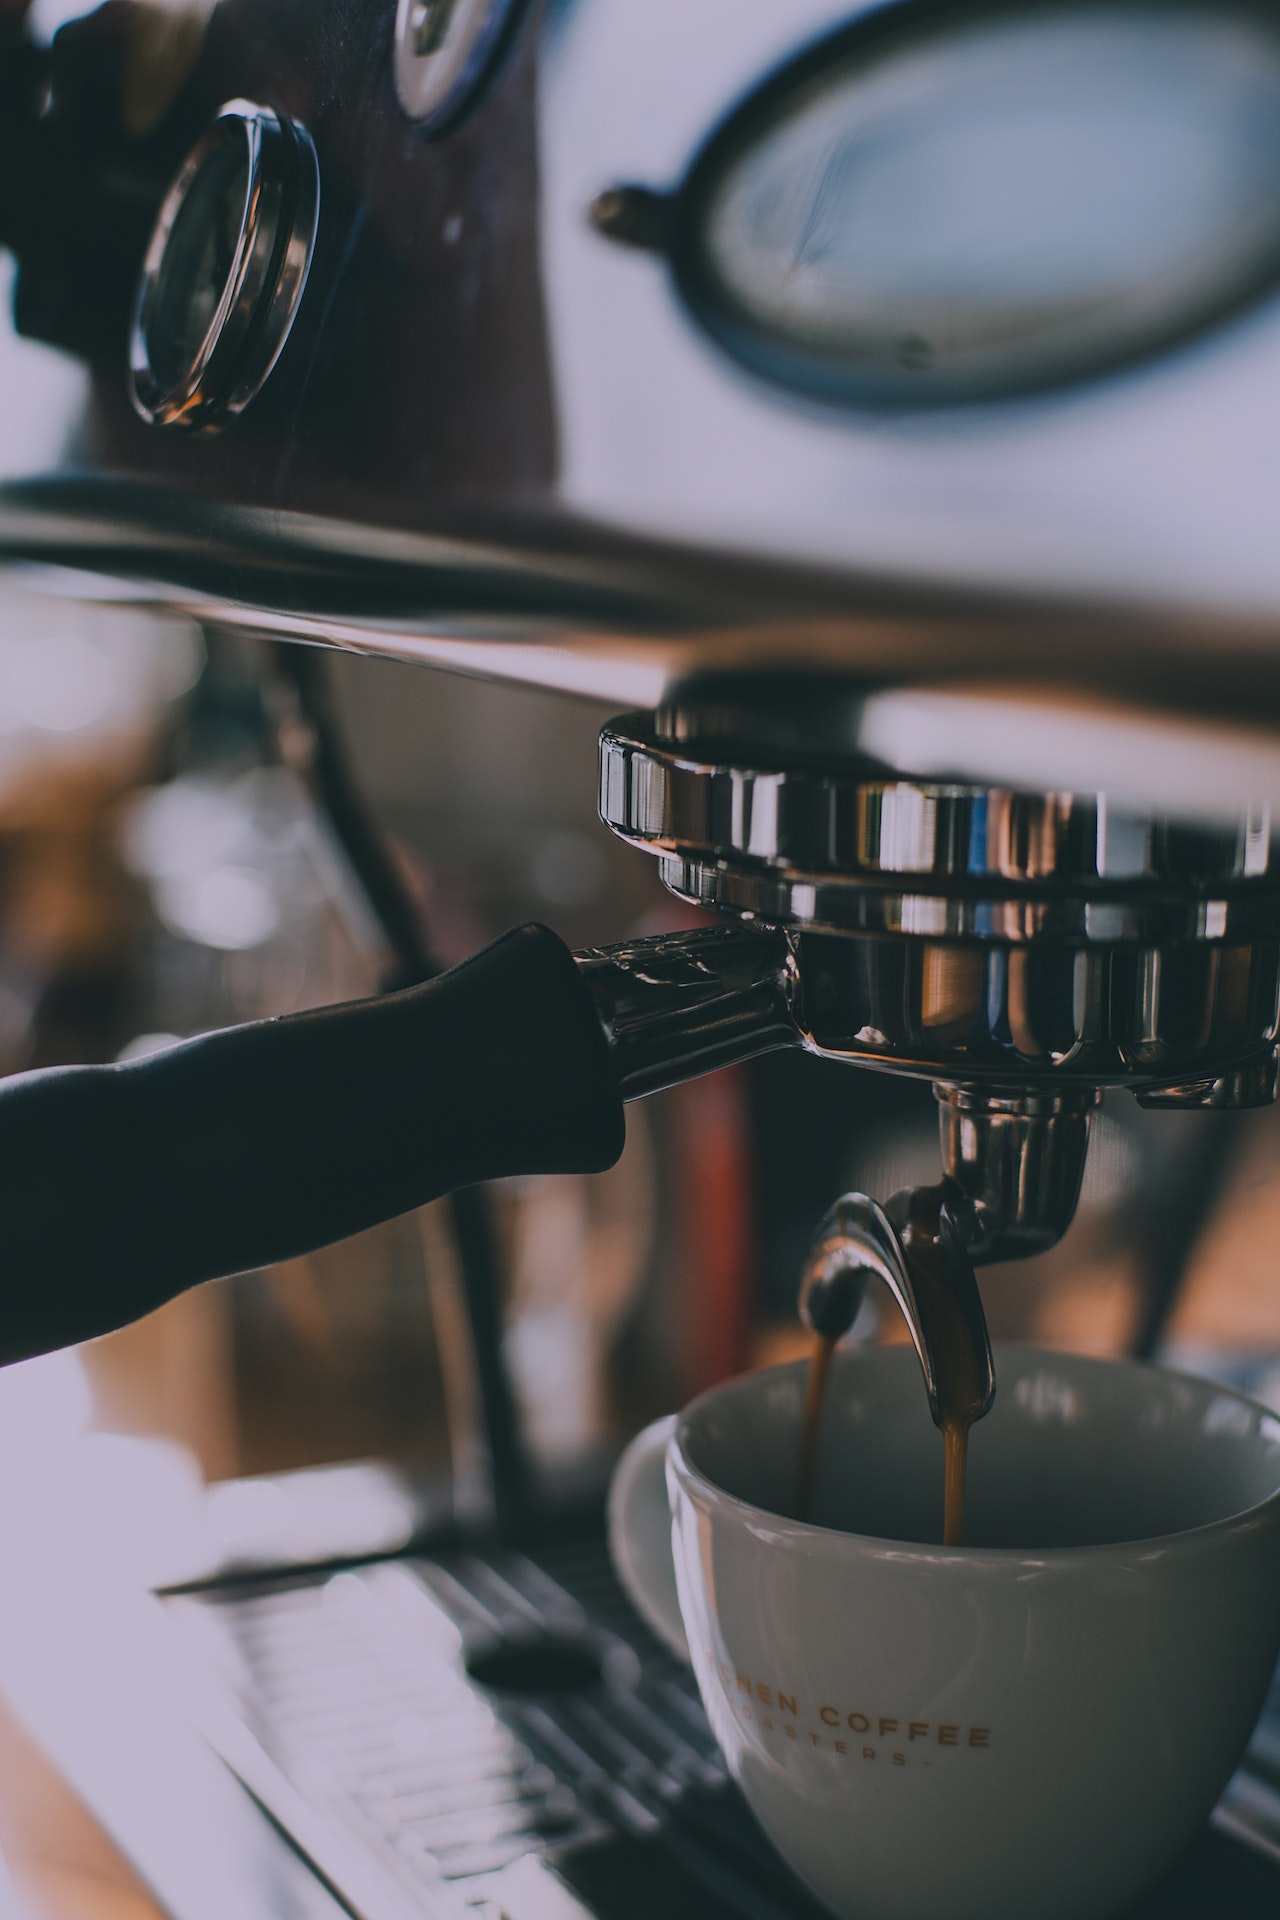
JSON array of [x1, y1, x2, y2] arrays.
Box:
[[671, 1341, 1280, 1564]]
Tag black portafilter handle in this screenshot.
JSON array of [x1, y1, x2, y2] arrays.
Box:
[[0, 920, 796, 1366]]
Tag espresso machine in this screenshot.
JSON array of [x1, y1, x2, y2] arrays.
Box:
[[4, 0, 1280, 1912]]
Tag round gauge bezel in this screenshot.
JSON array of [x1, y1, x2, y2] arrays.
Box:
[[129, 99, 319, 432]]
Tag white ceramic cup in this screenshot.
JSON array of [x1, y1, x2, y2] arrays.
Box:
[[608, 1343, 1280, 1920]]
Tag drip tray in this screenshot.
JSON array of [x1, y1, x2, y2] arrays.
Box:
[[165, 1536, 1280, 1919]]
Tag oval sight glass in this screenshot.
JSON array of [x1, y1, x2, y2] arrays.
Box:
[[683, 3, 1280, 405]]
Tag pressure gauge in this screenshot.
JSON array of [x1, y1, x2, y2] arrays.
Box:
[[617, 1, 1280, 408], [129, 100, 319, 432]]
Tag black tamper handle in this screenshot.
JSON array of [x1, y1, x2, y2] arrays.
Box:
[[0, 923, 625, 1365]]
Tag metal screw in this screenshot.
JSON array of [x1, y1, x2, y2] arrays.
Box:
[[587, 185, 672, 253]]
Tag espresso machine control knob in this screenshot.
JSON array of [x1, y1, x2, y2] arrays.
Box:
[[129, 100, 319, 431]]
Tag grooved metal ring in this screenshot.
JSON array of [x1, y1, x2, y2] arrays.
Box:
[[129, 100, 319, 432], [599, 714, 1280, 944]]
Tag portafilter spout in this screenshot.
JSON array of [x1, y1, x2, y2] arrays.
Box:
[[795, 1086, 1095, 1432], [798, 1190, 995, 1431]]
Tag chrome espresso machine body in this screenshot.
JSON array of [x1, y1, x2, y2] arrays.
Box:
[[8, 1, 1280, 1913]]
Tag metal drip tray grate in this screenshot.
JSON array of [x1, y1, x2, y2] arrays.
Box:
[[168, 1538, 1280, 1919]]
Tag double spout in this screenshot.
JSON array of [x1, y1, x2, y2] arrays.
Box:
[[796, 1087, 1098, 1433], [798, 1190, 996, 1433], [584, 924, 1099, 1435]]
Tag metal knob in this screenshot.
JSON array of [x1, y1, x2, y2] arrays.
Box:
[[129, 100, 319, 431]]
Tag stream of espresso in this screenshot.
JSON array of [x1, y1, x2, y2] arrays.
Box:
[[941, 1415, 968, 1548], [797, 1332, 976, 1542], [795, 1331, 837, 1523]]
